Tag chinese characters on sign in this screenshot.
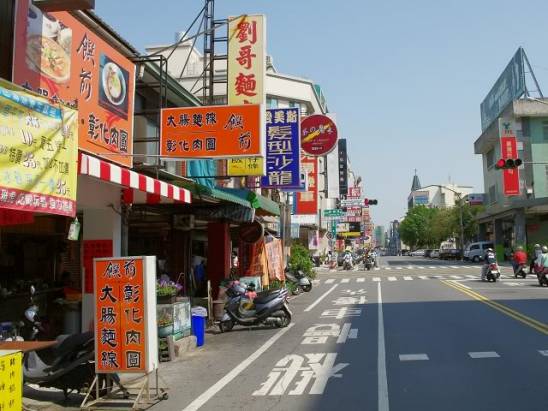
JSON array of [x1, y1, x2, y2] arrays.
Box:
[[13, 1, 135, 168], [260, 108, 301, 188], [227, 157, 264, 176], [228, 15, 266, 106], [499, 119, 520, 196], [161, 105, 264, 158], [301, 115, 338, 156], [0, 80, 77, 217], [294, 155, 318, 215], [95, 256, 157, 373], [0, 350, 22, 411]]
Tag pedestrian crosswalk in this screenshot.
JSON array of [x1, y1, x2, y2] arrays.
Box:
[[317, 264, 512, 272], [316, 274, 530, 284]]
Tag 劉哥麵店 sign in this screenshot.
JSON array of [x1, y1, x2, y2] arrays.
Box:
[[301, 115, 338, 156], [261, 108, 301, 189], [95, 256, 157, 373], [0, 79, 78, 217], [160, 105, 264, 159], [12, 1, 136, 168]]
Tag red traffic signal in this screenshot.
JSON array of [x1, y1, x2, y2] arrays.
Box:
[[364, 198, 378, 206], [495, 158, 523, 169]]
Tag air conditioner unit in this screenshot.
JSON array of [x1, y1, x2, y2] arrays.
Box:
[[173, 215, 195, 231]]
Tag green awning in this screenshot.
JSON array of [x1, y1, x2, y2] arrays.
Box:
[[249, 192, 280, 216]]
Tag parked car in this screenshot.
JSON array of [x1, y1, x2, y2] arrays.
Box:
[[401, 249, 410, 256], [463, 241, 494, 262], [424, 249, 433, 258], [439, 247, 462, 260], [430, 249, 440, 258], [410, 249, 426, 257]]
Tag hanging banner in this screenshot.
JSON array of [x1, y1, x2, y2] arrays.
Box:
[[265, 237, 284, 281], [0, 80, 78, 216], [301, 114, 338, 156], [160, 104, 265, 160], [227, 14, 266, 106], [326, 147, 339, 198], [499, 119, 520, 196], [13, 1, 136, 168], [94, 256, 158, 374], [260, 108, 301, 188], [294, 155, 317, 215], [338, 139, 348, 197]]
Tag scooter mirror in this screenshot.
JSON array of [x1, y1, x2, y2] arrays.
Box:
[[30, 285, 35, 296]]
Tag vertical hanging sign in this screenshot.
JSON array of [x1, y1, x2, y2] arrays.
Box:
[[499, 118, 520, 196], [294, 155, 318, 215], [227, 14, 266, 176], [94, 256, 158, 374], [260, 108, 301, 188]]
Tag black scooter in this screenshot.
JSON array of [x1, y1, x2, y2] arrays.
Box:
[[364, 256, 374, 271], [219, 283, 292, 332], [285, 268, 312, 292]]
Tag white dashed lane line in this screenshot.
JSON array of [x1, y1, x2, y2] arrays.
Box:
[[399, 354, 429, 361], [468, 352, 500, 359], [403, 276, 413, 281], [325, 279, 335, 284]]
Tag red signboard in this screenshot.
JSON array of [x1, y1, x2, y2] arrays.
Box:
[[500, 136, 520, 196], [347, 187, 361, 198], [295, 155, 317, 214], [301, 115, 338, 156]]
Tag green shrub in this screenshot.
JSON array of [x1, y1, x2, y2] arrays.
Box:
[[289, 244, 314, 278]]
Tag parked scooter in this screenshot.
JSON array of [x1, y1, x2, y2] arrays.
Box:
[[285, 268, 312, 292], [22, 286, 127, 399], [219, 282, 292, 332], [364, 255, 374, 271]]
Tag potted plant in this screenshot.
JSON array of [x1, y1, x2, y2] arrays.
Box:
[[156, 278, 182, 304]]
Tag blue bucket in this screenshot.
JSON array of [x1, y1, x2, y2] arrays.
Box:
[[191, 315, 206, 347]]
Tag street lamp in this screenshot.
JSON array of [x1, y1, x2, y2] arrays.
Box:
[[433, 185, 465, 260]]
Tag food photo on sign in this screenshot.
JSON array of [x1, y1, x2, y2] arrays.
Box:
[[300, 114, 338, 156]]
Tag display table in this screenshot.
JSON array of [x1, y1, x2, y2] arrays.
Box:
[[0, 340, 56, 352]]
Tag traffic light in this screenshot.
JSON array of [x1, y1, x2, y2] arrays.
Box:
[[364, 198, 378, 205], [495, 158, 522, 169]]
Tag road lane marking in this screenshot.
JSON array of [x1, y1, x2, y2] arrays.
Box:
[[399, 354, 429, 361], [468, 351, 500, 359], [388, 277, 397, 281], [406, 266, 413, 269], [442, 280, 548, 335], [418, 276, 428, 280], [428, 266, 437, 269], [450, 266, 461, 269], [341, 278, 350, 283], [466, 275, 477, 279], [385, 267, 392, 270], [395, 267, 402, 270], [539, 350, 548, 356], [377, 282, 389, 411], [373, 277, 381, 282], [304, 284, 339, 312], [181, 323, 294, 411], [403, 276, 413, 281], [325, 279, 335, 284], [357, 278, 365, 283], [450, 275, 462, 279], [417, 266, 425, 269]]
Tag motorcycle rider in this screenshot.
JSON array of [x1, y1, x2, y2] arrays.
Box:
[[343, 249, 353, 269], [530, 244, 542, 274], [481, 248, 497, 281], [512, 246, 527, 275]]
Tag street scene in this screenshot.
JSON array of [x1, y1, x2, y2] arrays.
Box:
[[0, 0, 547, 410]]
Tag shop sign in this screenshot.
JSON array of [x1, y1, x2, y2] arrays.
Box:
[[0, 80, 77, 217], [240, 220, 264, 244], [338, 139, 348, 196], [499, 119, 520, 196], [260, 108, 301, 188], [265, 237, 284, 281], [326, 148, 339, 198], [323, 209, 344, 217], [347, 187, 361, 198], [13, 1, 136, 168], [301, 115, 338, 156], [160, 104, 264, 159], [336, 223, 349, 232], [227, 158, 263, 176], [0, 350, 22, 411], [294, 155, 317, 215], [340, 198, 364, 207], [94, 256, 158, 373]]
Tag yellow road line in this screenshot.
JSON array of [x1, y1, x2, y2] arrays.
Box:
[[442, 280, 548, 335]]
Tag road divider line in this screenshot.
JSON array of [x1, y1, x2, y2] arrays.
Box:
[[181, 323, 294, 411], [304, 284, 338, 312], [442, 280, 548, 335], [377, 282, 389, 411], [399, 353, 429, 361]]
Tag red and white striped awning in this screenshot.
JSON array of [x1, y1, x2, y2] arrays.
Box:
[[79, 153, 191, 204]]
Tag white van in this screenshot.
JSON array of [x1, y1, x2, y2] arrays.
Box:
[[464, 241, 494, 262]]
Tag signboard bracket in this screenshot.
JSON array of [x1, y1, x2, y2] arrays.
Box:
[[81, 369, 169, 410]]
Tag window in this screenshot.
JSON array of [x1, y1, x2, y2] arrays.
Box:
[[542, 121, 548, 141], [482, 243, 494, 250], [488, 185, 496, 204], [470, 245, 480, 250], [486, 148, 495, 169]]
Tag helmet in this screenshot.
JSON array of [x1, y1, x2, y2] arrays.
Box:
[[486, 248, 493, 252], [542, 246, 548, 253], [516, 246, 523, 251], [535, 244, 541, 249]]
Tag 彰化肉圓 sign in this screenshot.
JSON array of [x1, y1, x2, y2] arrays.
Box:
[[160, 104, 264, 159], [12, 1, 136, 168], [301, 114, 338, 156], [0, 79, 78, 217], [95, 256, 157, 373]]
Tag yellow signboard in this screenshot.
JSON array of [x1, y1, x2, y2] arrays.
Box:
[[340, 232, 361, 238], [0, 79, 78, 216], [227, 158, 265, 176], [0, 350, 22, 411]]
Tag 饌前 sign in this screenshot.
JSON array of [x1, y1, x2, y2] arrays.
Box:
[[160, 105, 264, 159], [94, 256, 157, 373]]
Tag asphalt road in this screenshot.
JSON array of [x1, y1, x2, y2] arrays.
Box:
[[28, 257, 547, 410]]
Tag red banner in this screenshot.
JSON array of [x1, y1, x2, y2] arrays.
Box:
[[500, 136, 520, 196], [295, 155, 317, 214]]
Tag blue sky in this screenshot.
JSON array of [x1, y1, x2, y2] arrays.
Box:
[[95, 0, 548, 228]]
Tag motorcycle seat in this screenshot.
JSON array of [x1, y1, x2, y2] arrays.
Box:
[[254, 290, 283, 304]]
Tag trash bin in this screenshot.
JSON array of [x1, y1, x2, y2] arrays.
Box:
[[191, 306, 207, 347]]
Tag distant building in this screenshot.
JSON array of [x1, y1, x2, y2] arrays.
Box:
[[408, 181, 474, 210], [374, 225, 386, 248]]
